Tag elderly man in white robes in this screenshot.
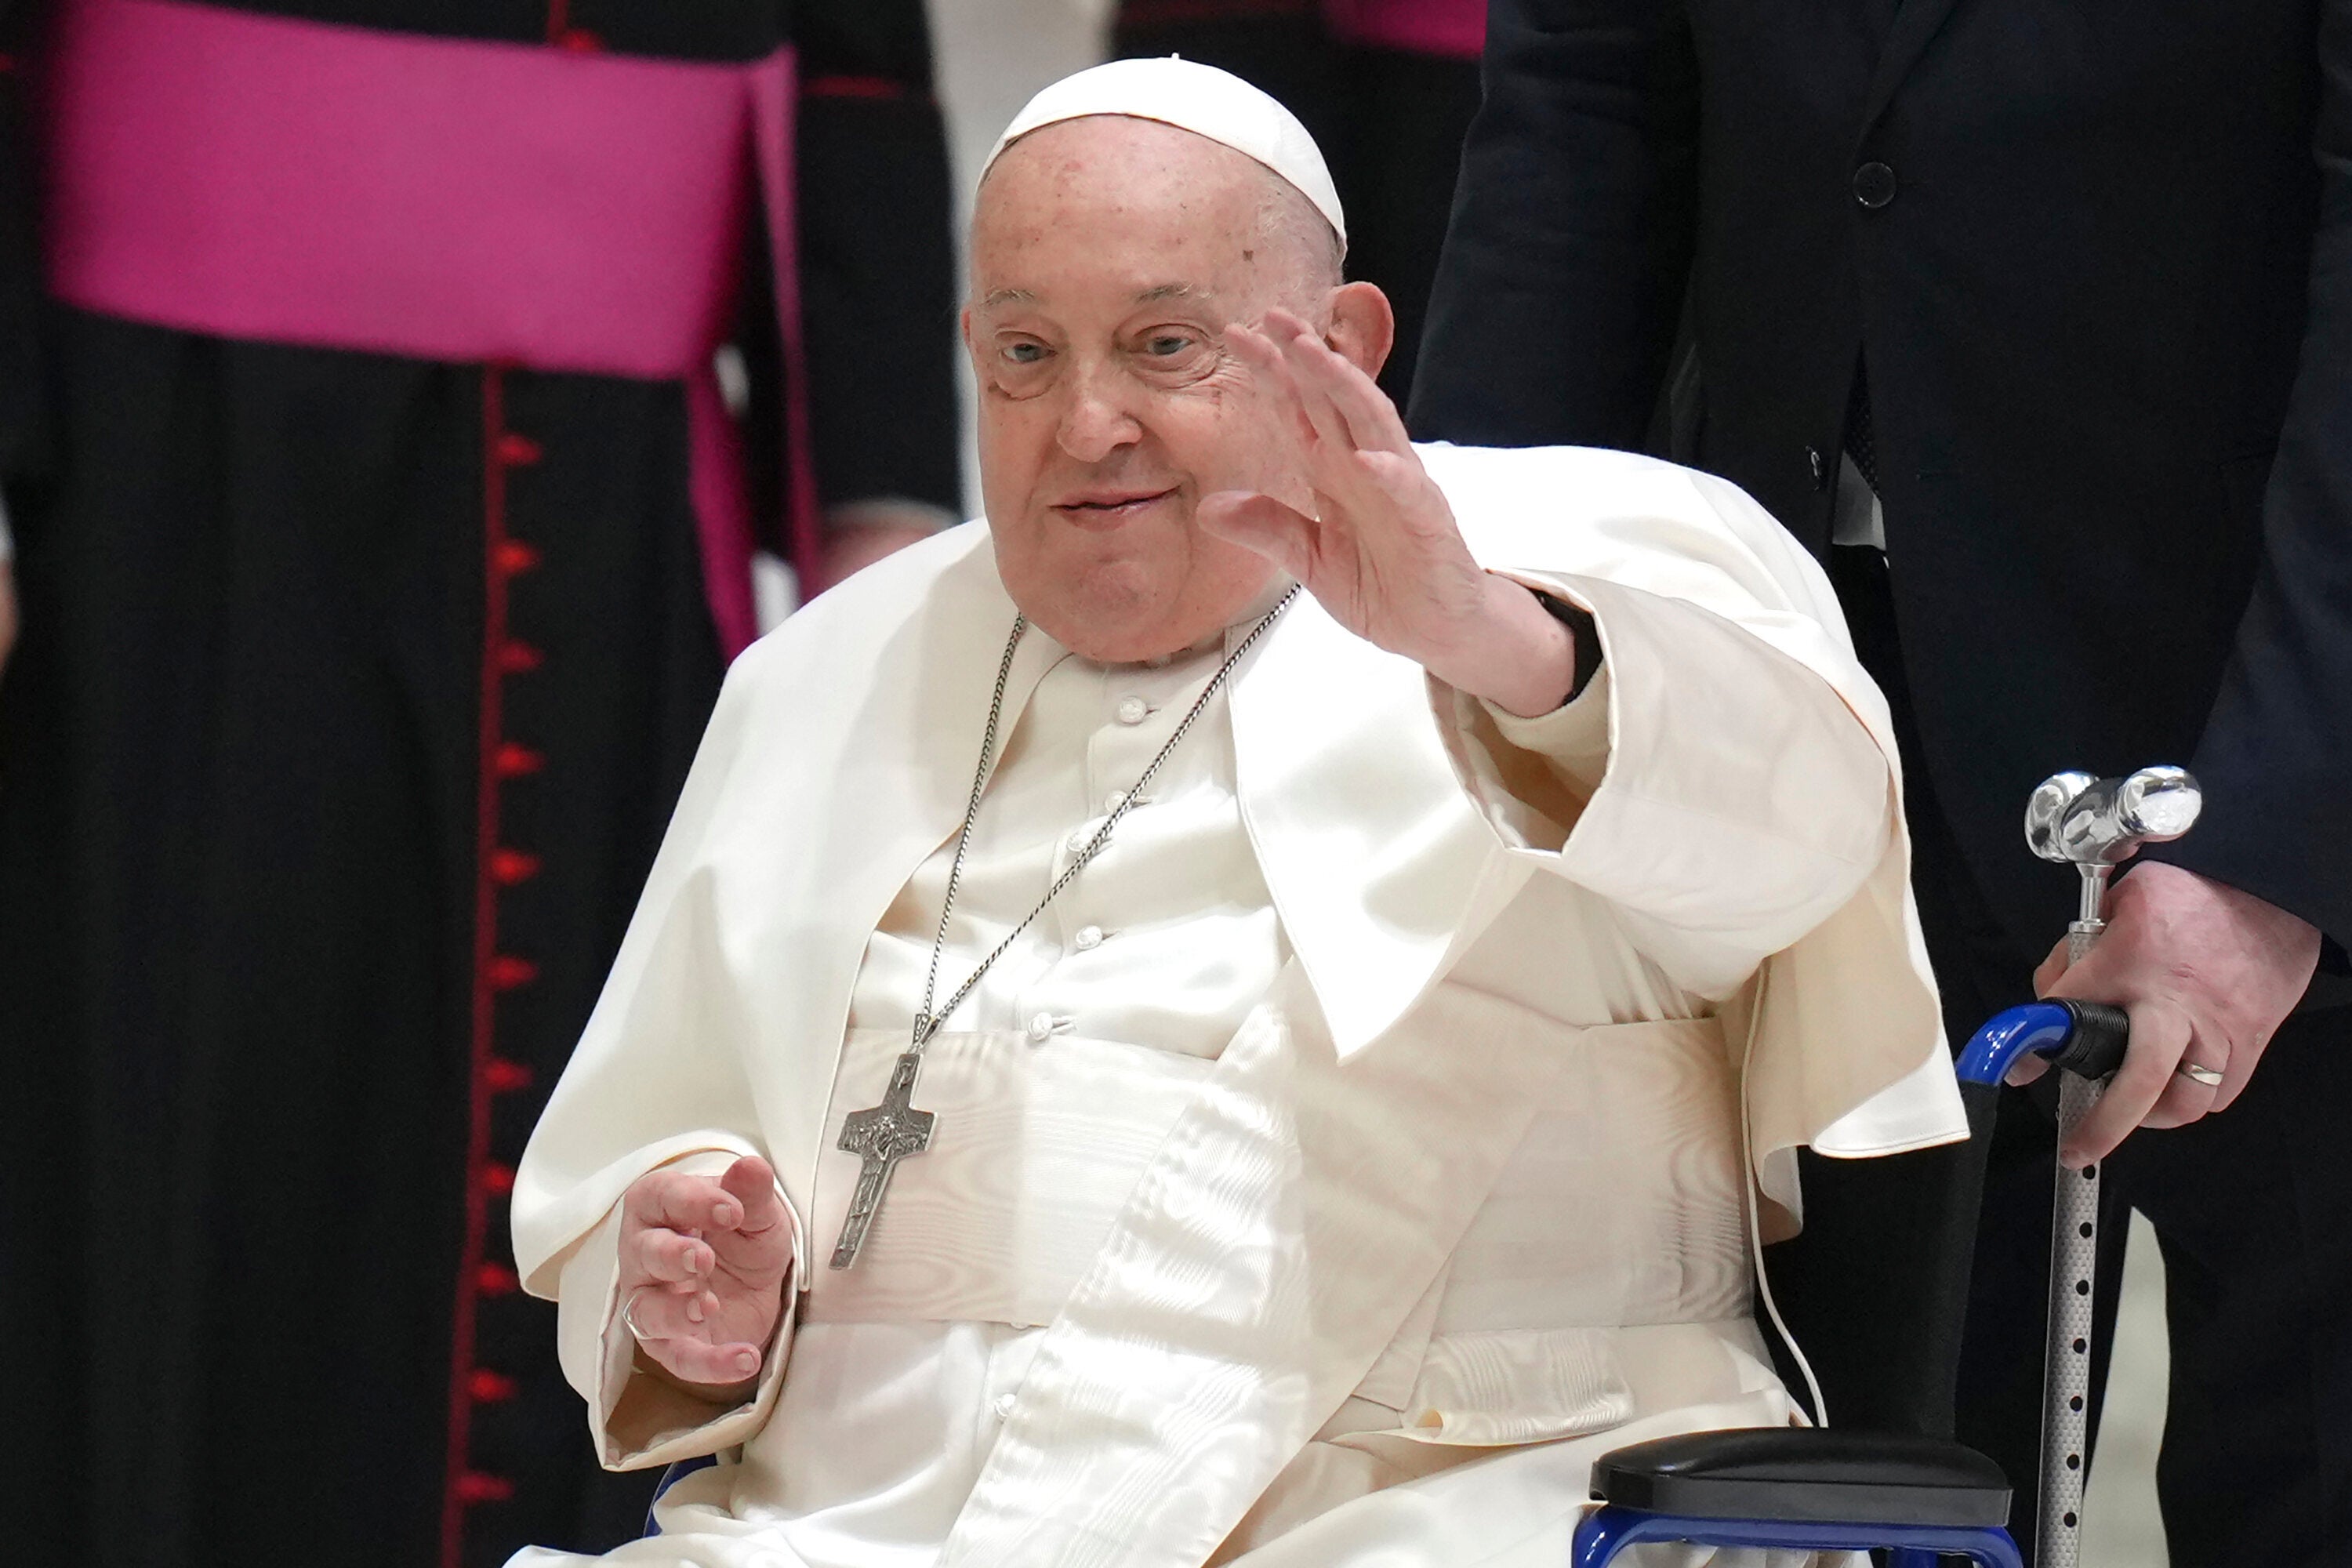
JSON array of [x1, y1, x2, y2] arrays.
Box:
[[507, 58, 1969, 1568]]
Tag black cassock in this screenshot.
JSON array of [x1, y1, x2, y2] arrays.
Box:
[[0, 2, 959, 1565]]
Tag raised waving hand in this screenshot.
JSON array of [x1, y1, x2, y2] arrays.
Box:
[[1200, 307, 1577, 719]]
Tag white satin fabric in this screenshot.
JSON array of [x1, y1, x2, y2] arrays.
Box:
[[508, 445, 1964, 1568], [849, 623, 1290, 1065]]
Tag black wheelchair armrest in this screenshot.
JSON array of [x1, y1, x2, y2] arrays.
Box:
[[1591, 1428, 2011, 1527]]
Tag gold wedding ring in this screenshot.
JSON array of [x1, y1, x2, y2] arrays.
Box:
[[2175, 1060, 2225, 1088]]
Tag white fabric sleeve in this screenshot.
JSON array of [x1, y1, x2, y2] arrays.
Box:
[[1416, 444, 1964, 1221], [511, 644, 814, 1465], [1445, 568, 1895, 1003]]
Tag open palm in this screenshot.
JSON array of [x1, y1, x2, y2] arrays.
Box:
[[618, 1153, 793, 1389], [1200, 307, 1491, 674]]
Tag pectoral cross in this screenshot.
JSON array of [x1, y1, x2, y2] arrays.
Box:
[[828, 1050, 937, 1269]]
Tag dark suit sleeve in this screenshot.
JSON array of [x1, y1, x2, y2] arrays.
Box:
[[2151, 0, 2352, 952], [1405, 0, 1698, 451], [789, 0, 963, 516]]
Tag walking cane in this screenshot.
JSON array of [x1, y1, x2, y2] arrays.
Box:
[[2017, 765, 2202, 1568]]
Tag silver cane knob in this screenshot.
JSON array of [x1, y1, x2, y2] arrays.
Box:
[[2026, 764, 2202, 868], [2025, 765, 2201, 944]]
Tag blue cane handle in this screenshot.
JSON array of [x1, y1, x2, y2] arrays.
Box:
[[1955, 1000, 2130, 1087]]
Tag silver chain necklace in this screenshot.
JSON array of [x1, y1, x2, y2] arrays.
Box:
[[828, 584, 1301, 1269]]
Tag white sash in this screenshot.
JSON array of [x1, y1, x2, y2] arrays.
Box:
[[804, 1029, 1218, 1330], [936, 970, 1581, 1568]]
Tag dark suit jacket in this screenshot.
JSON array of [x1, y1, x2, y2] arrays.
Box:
[[1410, 0, 2351, 960]]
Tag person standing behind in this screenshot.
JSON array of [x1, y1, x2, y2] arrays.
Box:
[[1111, 0, 1485, 403], [0, 0, 36, 684], [0, 2, 960, 1566], [1410, 2, 2350, 1564]]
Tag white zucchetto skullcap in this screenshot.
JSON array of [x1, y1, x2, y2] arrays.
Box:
[[983, 57, 1347, 252]]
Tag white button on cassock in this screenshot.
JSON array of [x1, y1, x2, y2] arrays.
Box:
[[1116, 695, 1149, 725], [1073, 925, 1104, 951], [1026, 1012, 1054, 1043]]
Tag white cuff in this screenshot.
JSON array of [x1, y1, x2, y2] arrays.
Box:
[[1479, 664, 1613, 796]]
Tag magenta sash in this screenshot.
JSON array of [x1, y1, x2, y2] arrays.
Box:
[[40, 0, 822, 655], [1323, 0, 1486, 60]]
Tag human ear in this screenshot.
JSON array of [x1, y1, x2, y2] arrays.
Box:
[[1322, 281, 1395, 383]]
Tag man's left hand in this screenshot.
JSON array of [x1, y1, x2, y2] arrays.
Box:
[[811, 502, 951, 596], [0, 561, 16, 684], [1200, 307, 1577, 718], [2013, 860, 2321, 1166]]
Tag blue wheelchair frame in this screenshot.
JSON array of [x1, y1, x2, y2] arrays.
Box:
[[1574, 1513, 2016, 1568]]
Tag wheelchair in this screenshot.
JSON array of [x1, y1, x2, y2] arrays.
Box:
[[645, 768, 2187, 1566], [1574, 768, 2194, 1566], [1569, 996, 2125, 1568]]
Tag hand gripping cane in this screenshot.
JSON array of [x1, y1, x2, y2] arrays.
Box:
[[2016, 765, 2202, 1568]]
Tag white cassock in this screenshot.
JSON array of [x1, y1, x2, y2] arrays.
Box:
[[507, 445, 1968, 1568]]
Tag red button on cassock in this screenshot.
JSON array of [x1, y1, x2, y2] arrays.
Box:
[[485, 1058, 535, 1094], [488, 955, 539, 990], [469, 1367, 521, 1403], [477, 1261, 521, 1296], [490, 848, 541, 887], [484, 1163, 517, 1196], [498, 641, 544, 675], [456, 1472, 516, 1505], [494, 742, 545, 779], [494, 539, 542, 576], [494, 433, 543, 466]]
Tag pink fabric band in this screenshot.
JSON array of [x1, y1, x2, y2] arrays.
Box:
[[39, 0, 822, 656], [42, 0, 764, 377], [1323, 0, 1486, 60]]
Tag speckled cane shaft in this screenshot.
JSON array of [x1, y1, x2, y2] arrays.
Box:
[[2037, 995, 2103, 1568]]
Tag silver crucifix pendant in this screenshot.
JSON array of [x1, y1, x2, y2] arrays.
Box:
[[828, 1049, 937, 1269]]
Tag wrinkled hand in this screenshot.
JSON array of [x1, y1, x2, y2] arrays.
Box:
[[617, 1154, 793, 1395], [2012, 861, 2321, 1166], [1202, 308, 1575, 718]]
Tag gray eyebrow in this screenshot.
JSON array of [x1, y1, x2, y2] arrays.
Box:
[[978, 283, 1207, 309]]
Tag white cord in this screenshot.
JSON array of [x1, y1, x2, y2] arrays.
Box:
[[1743, 1076, 1828, 1428]]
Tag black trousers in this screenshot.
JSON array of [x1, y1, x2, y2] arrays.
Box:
[[1833, 546, 2352, 1565]]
